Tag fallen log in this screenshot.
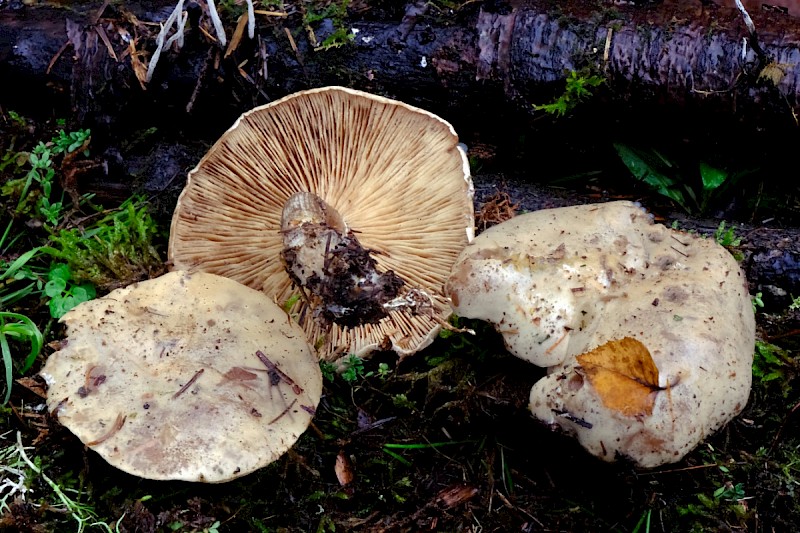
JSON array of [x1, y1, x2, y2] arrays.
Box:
[[1, 0, 800, 137], [2, 0, 798, 224]]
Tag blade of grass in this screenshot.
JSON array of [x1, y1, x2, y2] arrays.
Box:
[[0, 247, 40, 281], [632, 509, 652, 533], [0, 321, 12, 405], [0, 282, 36, 307], [382, 448, 412, 466], [0, 312, 44, 404], [382, 440, 474, 466], [500, 445, 514, 495], [0, 220, 13, 251], [1, 312, 43, 372], [382, 440, 473, 450]]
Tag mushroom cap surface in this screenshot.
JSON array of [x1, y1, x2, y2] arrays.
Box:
[[169, 86, 474, 361], [446, 201, 755, 467], [41, 271, 322, 482]]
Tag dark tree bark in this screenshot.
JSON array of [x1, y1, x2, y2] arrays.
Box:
[[1, 0, 800, 136], [0, 0, 798, 307]]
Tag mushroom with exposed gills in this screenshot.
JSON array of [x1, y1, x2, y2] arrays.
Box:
[[445, 201, 755, 467], [169, 86, 474, 361], [41, 271, 322, 482]]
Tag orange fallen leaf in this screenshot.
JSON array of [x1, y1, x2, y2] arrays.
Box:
[[224, 14, 248, 58], [127, 39, 148, 90], [335, 450, 354, 486], [577, 337, 662, 418], [16, 376, 47, 398]]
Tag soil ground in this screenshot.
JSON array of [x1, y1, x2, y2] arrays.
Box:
[[1, 4, 800, 525], [1, 110, 799, 533]]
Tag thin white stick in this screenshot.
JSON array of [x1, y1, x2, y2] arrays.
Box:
[[165, 12, 188, 48], [145, 24, 166, 83], [165, 0, 188, 49], [734, 0, 756, 35], [146, 0, 185, 83], [246, 0, 255, 39], [207, 0, 227, 47]]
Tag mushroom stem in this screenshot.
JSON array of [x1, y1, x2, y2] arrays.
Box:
[[280, 192, 405, 328]]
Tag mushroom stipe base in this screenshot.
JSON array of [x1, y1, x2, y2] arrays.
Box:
[[281, 192, 406, 329]]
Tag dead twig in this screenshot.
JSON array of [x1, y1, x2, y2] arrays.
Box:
[[171, 368, 205, 399]]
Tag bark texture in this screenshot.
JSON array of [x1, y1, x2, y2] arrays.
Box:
[[1, 0, 800, 135]]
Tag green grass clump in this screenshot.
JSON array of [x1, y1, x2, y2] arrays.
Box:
[[48, 196, 163, 290], [0, 116, 165, 404]]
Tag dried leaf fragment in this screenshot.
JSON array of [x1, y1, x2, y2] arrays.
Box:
[[577, 337, 661, 418], [436, 483, 479, 508], [335, 450, 354, 486]]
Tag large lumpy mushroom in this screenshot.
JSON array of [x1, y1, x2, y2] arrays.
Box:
[[169, 86, 474, 361], [41, 271, 322, 482], [446, 201, 755, 467]]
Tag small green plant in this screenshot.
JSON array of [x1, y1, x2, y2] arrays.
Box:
[[377, 362, 392, 381], [341, 354, 365, 383], [303, 0, 354, 51], [48, 196, 163, 289], [689, 480, 748, 516], [613, 144, 754, 214], [676, 446, 751, 526], [714, 221, 744, 261], [21, 142, 59, 221], [320, 361, 337, 383], [3, 432, 120, 532], [752, 292, 764, 314], [431, 315, 491, 366], [203, 521, 221, 533], [52, 128, 91, 156], [315, 27, 355, 51], [0, 312, 43, 405], [714, 221, 742, 248], [790, 295, 800, 311], [6, 110, 28, 129], [4, 127, 91, 224], [391, 393, 416, 411], [44, 263, 96, 319], [283, 293, 301, 313], [713, 481, 746, 501], [321, 358, 392, 384], [534, 69, 604, 117], [752, 340, 792, 394]]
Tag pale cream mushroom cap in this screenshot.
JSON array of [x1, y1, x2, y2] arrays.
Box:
[[41, 271, 322, 482], [168, 86, 474, 361], [446, 201, 755, 467]]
